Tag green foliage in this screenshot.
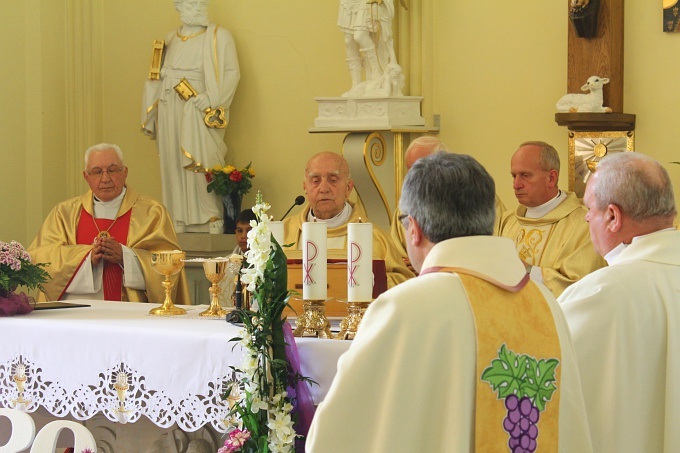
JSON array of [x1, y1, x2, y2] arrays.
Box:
[[481, 344, 559, 412], [206, 162, 255, 197], [0, 241, 51, 296]]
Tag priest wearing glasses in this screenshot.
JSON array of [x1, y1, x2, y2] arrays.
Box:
[[28, 143, 190, 303]]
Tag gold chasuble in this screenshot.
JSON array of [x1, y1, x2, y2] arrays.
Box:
[[498, 192, 606, 297], [424, 267, 562, 452], [29, 187, 189, 304]]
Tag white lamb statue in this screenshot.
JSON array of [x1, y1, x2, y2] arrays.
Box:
[[556, 76, 613, 113]]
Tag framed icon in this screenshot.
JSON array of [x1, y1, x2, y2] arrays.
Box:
[[568, 130, 635, 197]]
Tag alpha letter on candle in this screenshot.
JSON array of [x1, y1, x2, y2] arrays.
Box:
[[302, 222, 327, 300], [348, 222, 373, 302]]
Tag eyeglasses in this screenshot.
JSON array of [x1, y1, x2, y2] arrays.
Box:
[[87, 165, 126, 177], [398, 213, 409, 226]]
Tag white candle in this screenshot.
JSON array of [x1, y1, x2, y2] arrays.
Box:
[[347, 222, 373, 302], [302, 222, 327, 300], [269, 221, 284, 246]]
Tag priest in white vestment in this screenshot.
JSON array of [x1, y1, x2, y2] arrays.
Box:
[[307, 152, 592, 452], [558, 152, 680, 453]]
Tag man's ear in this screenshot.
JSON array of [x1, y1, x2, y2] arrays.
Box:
[[607, 204, 623, 233], [407, 216, 423, 247], [345, 179, 354, 198], [548, 169, 559, 188]]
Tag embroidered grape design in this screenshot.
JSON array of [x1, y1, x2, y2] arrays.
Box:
[[481, 344, 559, 453], [503, 394, 539, 453]]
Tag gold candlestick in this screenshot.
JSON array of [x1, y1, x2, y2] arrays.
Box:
[[149, 250, 187, 316], [200, 258, 230, 317], [336, 301, 371, 340], [293, 298, 333, 338]]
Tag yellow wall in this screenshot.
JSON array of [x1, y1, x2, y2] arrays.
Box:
[[1, 1, 680, 247]]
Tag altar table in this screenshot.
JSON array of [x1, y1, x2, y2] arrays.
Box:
[[0, 301, 349, 435]]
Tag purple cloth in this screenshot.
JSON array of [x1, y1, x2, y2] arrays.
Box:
[[282, 322, 316, 448], [0, 292, 34, 316]]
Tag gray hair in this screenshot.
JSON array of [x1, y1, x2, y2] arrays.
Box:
[[399, 152, 496, 242], [84, 143, 124, 169], [519, 140, 560, 174], [590, 152, 677, 221]]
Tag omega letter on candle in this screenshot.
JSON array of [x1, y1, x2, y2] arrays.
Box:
[[347, 222, 373, 302]]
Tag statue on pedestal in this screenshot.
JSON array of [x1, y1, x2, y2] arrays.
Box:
[[338, 0, 405, 98], [141, 0, 240, 233]]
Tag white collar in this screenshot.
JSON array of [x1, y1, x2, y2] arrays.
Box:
[[307, 201, 352, 229], [605, 227, 678, 264], [525, 190, 567, 219], [93, 187, 126, 220]]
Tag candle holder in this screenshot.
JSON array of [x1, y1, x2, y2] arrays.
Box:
[[335, 301, 371, 340], [149, 250, 186, 316], [293, 299, 333, 338], [200, 258, 230, 318]]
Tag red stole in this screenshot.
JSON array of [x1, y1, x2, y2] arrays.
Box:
[[76, 208, 132, 301]]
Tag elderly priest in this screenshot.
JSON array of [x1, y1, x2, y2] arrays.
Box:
[[558, 152, 680, 453], [307, 152, 593, 452], [29, 143, 189, 303], [283, 151, 414, 287]]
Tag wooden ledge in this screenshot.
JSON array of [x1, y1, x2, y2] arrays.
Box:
[[555, 112, 636, 131]]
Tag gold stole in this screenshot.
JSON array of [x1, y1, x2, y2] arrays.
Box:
[[434, 268, 562, 452], [515, 224, 554, 266]]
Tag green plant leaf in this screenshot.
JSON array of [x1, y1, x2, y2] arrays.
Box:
[[522, 357, 559, 411], [481, 344, 528, 399]]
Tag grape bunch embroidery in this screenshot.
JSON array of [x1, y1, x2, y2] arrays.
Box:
[[481, 344, 559, 453]]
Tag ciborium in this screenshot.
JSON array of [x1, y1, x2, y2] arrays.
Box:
[[149, 250, 186, 316], [200, 258, 230, 317]]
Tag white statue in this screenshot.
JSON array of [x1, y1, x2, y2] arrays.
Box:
[[141, 0, 240, 233], [338, 0, 405, 98], [556, 75, 612, 113]]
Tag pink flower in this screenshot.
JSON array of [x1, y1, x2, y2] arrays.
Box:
[[205, 172, 213, 183], [229, 171, 243, 183], [224, 428, 251, 451]]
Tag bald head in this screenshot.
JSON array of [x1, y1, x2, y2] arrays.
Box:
[[405, 137, 447, 170], [303, 152, 354, 219]]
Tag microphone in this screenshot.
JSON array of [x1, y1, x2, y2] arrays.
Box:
[[280, 195, 305, 221]]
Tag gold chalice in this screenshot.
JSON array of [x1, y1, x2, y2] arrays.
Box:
[[200, 258, 230, 317], [149, 250, 187, 316]]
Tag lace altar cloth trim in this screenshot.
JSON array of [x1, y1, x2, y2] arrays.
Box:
[[0, 355, 234, 433]]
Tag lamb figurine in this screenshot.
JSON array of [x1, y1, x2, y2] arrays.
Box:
[[556, 76, 613, 113]]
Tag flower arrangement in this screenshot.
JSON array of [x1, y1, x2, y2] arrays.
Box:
[[206, 162, 255, 197], [0, 241, 49, 296], [221, 192, 313, 453], [0, 240, 50, 317]]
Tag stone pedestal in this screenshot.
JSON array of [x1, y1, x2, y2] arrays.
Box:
[[177, 233, 236, 305], [313, 96, 425, 129]]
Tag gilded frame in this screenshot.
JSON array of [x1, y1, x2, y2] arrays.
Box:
[[568, 130, 635, 197]]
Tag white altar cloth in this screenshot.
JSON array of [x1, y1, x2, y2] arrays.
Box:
[[0, 301, 349, 433]]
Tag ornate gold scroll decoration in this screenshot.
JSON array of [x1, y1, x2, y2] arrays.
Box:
[[362, 132, 392, 222]]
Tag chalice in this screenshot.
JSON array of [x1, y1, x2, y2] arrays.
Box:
[[200, 258, 230, 317], [149, 250, 187, 316]]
